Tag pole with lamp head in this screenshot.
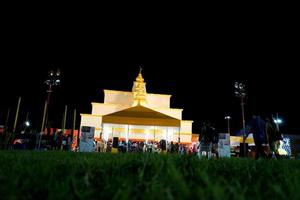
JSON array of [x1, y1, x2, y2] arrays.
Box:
[[225, 116, 231, 135], [234, 81, 247, 157], [44, 69, 61, 130]]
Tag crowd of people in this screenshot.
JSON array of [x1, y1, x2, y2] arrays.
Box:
[[0, 114, 285, 159], [0, 131, 73, 151], [94, 139, 198, 155], [197, 115, 284, 159]]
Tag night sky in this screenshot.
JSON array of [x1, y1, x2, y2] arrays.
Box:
[[0, 15, 299, 134]]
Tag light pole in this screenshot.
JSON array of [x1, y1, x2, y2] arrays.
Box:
[[225, 116, 231, 135], [13, 97, 22, 133], [44, 69, 61, 130], [234, 81, 247, 157]]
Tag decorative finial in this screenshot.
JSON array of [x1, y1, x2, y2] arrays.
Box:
[[132, 66, 147, 106]]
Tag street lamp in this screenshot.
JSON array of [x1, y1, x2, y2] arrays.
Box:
[[44, 69, 61, 129], [234, 81, 247, 157], [225, 116, 231, 134]]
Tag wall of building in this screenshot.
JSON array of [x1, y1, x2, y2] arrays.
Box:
[[147, 94, 171, 108], [104, 90, 133, 106], [180, 120, 193, 133], [103, 90, 172, 109], [175, 133, 192, 144]]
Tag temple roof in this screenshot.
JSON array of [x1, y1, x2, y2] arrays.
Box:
[[102, 105, 181, 126]]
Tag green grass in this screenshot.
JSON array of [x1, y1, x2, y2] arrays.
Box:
[[0, 151, 300, 200]]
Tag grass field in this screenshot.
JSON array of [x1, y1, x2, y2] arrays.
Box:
[[0, 151, 300, 200]]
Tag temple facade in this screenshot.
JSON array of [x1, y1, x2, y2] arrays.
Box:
[[80, 69, 194, 144]]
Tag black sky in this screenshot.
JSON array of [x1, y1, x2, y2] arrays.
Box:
[[0, 10, 299, 134]]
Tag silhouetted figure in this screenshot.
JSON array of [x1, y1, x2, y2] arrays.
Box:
[[266, 117, 282, 159], [211, 123, 219, 158], [170, 141, 175, 153], [199, 122, 213, 158], [174, 142, 179, 153], [250, 115, 267, 159]]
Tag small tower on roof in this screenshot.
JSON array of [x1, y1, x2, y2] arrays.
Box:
[[132, 67, 147, 106]]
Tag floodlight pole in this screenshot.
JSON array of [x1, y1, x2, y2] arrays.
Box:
[[72, 109, 76, 139], [38, 100, 48, 150], [225, 116, 231, 135], [13, 97, 22, 133], [241, 96, 246, 156], [234, 81, 247, 157], [62, 105, 68, 134], [44, 82, 52, 130], [44, 69, 61, 130], [5, 108, 10, 133]]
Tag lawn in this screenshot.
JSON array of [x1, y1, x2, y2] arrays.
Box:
[[0, 151, 300, 200]]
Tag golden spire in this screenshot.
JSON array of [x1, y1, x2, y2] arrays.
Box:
[[132, 67, 147, 106]]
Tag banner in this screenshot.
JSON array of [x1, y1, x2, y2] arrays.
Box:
[[71, 130, 79, 151], [278, 136, 291, 156], [218, 133, 231, 158], [79, 126, 95, 152]]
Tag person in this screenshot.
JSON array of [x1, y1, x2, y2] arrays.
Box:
[[66, 135, 72, 151], [159, 139, 167, 154], [198, 122, 206, 157], [250, 115, 267, 159], [211, 123, 219, 158], [139, 142, 144, 153], [174, 142, 179, 153], [106, 141, 112, 152], [103, 140, 107, 152], [265, 117, 282, 158], [56, 131, 63, 151], [199, 122, 213, 158], [170, 141, 175, 153], [153, 142, 158, 153], [96, 140, 101, 152]]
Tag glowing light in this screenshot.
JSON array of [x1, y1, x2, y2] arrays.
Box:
[[274, 119, 283, 124], [24, 121, 30, 127]]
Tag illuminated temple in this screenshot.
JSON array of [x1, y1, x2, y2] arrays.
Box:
[[80, 69, 194, 144]]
